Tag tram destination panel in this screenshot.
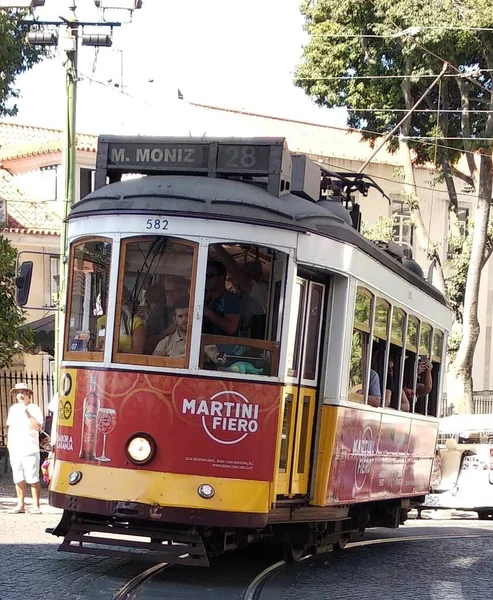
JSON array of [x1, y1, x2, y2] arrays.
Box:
[[101, 138, 276, 177]]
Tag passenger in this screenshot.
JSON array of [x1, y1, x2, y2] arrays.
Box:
[[145, 276, 190, 353], [119, 302, 145, 354], [367, 369, 382, 408], [164, 275, 190, 315], [144, 284, 168, 354], [97, 287, 145, 354], [213, 246, 267, 335], [386, 359, 411, 412], [153, 302, 189, 358], [404, 358, 433, 399], [202, 260, 241, 337], [354, 367, 382, 407]]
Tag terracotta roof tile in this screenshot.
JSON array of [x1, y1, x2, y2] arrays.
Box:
[[0, 122, 97, 162], [2, 226, 59, 236], [0, 169, 60, 233]]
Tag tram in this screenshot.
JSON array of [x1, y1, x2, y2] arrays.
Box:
[[18, 136, 453, 565]]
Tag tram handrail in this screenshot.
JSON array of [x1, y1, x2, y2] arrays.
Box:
[[199, 334, 280, 375]]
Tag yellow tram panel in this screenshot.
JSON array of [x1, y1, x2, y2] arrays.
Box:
[[311, 405, 339, 506], [52, 460, 271, 514]]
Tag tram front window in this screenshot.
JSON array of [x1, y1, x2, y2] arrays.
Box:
[[200, 243, 285, 376], [115, 236, 197, 366], [66, 239, 111, 355]]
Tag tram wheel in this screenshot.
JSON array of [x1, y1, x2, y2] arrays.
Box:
[[477, 510, 493, 520], [334, 537, 348, 551], [282, 543, 306, 562]]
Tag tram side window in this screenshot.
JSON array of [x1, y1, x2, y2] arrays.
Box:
[[426, 329, 444, 416], [348, 289, 380, 406], [413, 324, 438, 416], [400, 319, 433, 414], [387, 308, 406, 411], [66, 239, 112, 356], [114, 236, 197, 366], [371, 299, 390, 407], [200, 243, 286, 376]]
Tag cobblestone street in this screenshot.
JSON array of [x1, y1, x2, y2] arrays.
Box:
[[0, 456, 141, 600], [2, 453, 493, 600]]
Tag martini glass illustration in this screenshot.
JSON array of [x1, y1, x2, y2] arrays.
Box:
[[96, 408, 117, 462]]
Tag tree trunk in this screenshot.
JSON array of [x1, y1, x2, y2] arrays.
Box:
[[448, 44, 493, 414], [449, 152, 493, 413]]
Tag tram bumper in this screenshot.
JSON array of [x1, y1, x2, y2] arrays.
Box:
[[47, 513, 210, 566]]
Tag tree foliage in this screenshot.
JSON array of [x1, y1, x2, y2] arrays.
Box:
[[0, 9, 47, 117], [0, 236, 33, 367], [361, 216, 394, 242], [295, 1, 493, 158], [295, 0, 493, 412]]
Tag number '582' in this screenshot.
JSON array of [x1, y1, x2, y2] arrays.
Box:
[[146, 219, 169, 230]]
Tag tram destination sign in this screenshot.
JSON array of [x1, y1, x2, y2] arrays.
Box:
[[102, 138, 276, 175], [108, 143, 208, 169]]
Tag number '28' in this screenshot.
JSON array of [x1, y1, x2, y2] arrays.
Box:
[[224, 146, 256, 168]]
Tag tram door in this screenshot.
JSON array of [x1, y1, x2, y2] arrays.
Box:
[[277, 276, 326, 497]]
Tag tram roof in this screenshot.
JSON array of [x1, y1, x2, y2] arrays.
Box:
[[70, 173, 447, 307]]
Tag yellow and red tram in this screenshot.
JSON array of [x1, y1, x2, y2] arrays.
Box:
[[29, 136, 452, 564]]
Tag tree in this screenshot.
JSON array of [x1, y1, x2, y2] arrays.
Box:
[[0, 235, 33, 367], [295, 0, 493, 413], [0, 9, 46, 117]]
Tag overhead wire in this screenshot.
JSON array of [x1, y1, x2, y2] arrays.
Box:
[[295, 71, 493, 81], [78, 68, 482, 200], [363, 0, 493, 97], [310, 27, 493, 38]]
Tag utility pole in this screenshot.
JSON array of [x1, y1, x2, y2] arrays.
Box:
[[64, 1, 78, 250], [1, 0, 141, 393], [55, 1, 79, 389]]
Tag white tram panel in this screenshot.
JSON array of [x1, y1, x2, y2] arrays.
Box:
[[297, 233, 453, 332], [66, 214, 298, 254]]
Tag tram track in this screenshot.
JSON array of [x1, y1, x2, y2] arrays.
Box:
[[112, 562, 171, 600], [242, 531, 493, 599], [111, 530, 493, 600]]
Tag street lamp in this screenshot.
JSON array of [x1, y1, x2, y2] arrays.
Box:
[[82, 33, 112, 46], [27, 30, 58, 45]]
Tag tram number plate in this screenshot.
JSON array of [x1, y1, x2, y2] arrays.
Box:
[[216, 144, 271, 172], [145, 218, 169, 231]]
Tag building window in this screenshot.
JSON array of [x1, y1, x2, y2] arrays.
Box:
[[39, 166, 58, 202], [50, 257, 59, 308], [391, 194, 414, 256], [80, 168, 95, 201], [447, 207, 469, 258], [458, 208, 469, 236]]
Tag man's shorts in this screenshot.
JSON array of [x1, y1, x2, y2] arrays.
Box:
[[9, 452, 40, 484]]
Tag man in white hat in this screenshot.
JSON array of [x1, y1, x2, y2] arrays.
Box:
[[6, 382, 43, 514]]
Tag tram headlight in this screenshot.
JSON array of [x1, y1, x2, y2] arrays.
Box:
[[125, 433, 156, 465], [198, 484, 215, 499], [68, 471, 83, 485]]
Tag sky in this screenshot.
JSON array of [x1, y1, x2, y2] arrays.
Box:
[[7, 0, 347, 134]]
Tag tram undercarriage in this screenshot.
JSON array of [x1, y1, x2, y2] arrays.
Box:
[[47, 496, 416, 566]]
